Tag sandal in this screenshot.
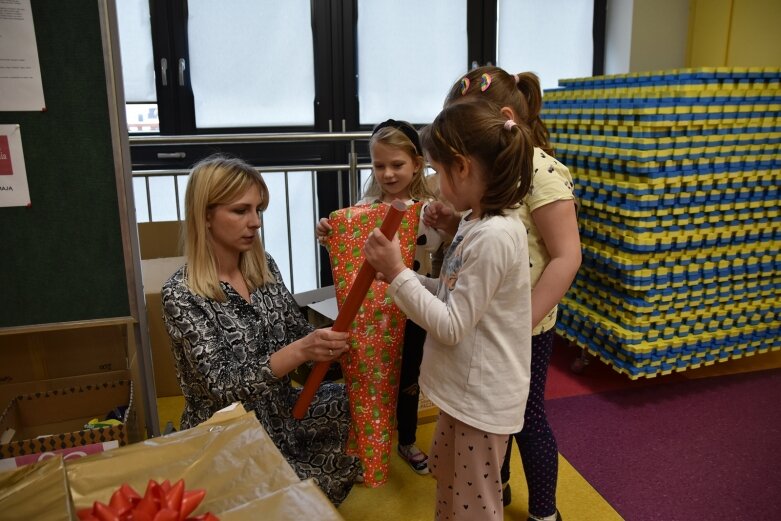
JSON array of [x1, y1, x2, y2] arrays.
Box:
[[397, 443, 430, 475]]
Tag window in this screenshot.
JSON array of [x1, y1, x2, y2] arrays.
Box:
[[116, 0, 157, 133], [118, 1, 603, 137], [497, 0, 597, 90], [187, 0, 315, 128], [357, 0, 468, 124], [118, 0, 604, 292]]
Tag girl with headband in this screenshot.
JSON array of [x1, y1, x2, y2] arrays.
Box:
[[316, 119, 443, 477]]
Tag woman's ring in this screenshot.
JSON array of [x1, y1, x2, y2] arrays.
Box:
[[329, 348, 333, 356]]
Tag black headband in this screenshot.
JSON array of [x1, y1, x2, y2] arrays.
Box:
[[372, 119, 422, 156]]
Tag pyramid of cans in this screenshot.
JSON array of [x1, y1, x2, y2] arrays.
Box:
[[541, 67, 781, 378]]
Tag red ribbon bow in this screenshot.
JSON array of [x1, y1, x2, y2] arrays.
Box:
[[76, 479, 219, 521]]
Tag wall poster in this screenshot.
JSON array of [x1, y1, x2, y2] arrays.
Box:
[[0, 124, 30, 207], [0, 0, 46, 111]]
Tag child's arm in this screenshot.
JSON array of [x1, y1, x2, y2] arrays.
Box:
[[366, 226, 518, 346], [530, 199, 581, 327]]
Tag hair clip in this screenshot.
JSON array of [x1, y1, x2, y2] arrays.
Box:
[[504, 119, 518, 130], [480, 73, 492, 92], [460, 77, 470, 95]]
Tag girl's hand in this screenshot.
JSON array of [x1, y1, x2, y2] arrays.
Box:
[[301, 327, 350, 362], [364, 229, 406, 283], [423, 201, 459, 236], [316, 217, 332, 244]]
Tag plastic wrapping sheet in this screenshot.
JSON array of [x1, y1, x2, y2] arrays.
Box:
[[66, 404, 342, 519], [218, 480, 344, 521], [0, 455, 73, 521]]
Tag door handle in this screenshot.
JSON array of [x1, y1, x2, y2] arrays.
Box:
[[178, 58, 186, 86], [160, 58, 168, 86]]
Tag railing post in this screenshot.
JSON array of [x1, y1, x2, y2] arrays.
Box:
[[348, 139, 360, 205]]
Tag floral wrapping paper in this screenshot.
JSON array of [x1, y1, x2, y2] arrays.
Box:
[[324, 202, 422, 487]]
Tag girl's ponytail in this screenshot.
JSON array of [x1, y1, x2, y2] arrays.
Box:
[[491, 118, 533, 210], [515, 72, 553, 156]]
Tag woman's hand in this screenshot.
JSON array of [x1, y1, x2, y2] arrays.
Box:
[[423, 201, 459, 236], [270, 327, 349, 377], [301, 327, 350, 362], [364, 229, 406, 283], [316, 217, 332, 244]]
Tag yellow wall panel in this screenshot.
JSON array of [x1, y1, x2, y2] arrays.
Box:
[[688, 0, 732, 66], [727, 0, 781, 66], [688, 0, 781, 67]]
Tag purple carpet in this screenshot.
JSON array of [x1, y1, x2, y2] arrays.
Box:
[[546, 368, 781, 520]]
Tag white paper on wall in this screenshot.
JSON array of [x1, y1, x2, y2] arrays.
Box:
[[0, 0, 46, 111]]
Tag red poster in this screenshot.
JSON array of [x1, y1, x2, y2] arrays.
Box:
[[0, 136, 13, 175]]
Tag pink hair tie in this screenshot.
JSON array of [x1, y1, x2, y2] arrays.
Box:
[[504, 119, 518, 131], [513, 74, 520, 84]]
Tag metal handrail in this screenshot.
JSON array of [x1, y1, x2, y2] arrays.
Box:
[[131, 163, 365, 177], [129, 130, 372, 146], [130, 132, 377, 295]]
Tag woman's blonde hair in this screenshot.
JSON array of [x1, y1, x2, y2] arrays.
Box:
[[362, 122, 434, 202], [183, 154, 272, 300]]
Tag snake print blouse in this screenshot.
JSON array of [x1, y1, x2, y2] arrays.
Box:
[[161, 254, 359, 504]]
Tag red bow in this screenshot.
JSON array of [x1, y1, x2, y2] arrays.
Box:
[[76, 479, 219, 521]]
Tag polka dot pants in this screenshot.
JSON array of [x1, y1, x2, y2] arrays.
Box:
[[429, 411, 509, 520], [500, 329, 558, 518]]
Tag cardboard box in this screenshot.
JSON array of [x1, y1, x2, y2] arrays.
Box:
[[138, 221, 183, 260], [0, 324, 129, 387], [141, 256, 186, 397], [0, 380, 133, 460]]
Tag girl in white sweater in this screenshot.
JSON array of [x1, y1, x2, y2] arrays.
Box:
[[364, 98, 534, 521]]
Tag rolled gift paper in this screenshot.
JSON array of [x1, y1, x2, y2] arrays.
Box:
[[293, 199, 408, 419]]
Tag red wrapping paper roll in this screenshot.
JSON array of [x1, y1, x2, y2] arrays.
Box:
[[292, 200, 408, 420]]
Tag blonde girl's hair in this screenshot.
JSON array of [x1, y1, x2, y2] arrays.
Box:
[[445, 66, 554, 156], [362, 120, 434, 202], [182, 154, 272, 301], [420, 98, 533, 218]]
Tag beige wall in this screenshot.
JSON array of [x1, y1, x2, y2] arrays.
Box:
[[630, 0, 691, 72], [605, 0, 634, 74], [606, 0, 691, 74]]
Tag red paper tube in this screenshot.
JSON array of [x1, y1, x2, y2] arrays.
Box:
[[293, 200, 408, 419]]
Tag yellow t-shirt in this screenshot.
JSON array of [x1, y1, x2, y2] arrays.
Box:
[[517, 147, 576, 335]]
